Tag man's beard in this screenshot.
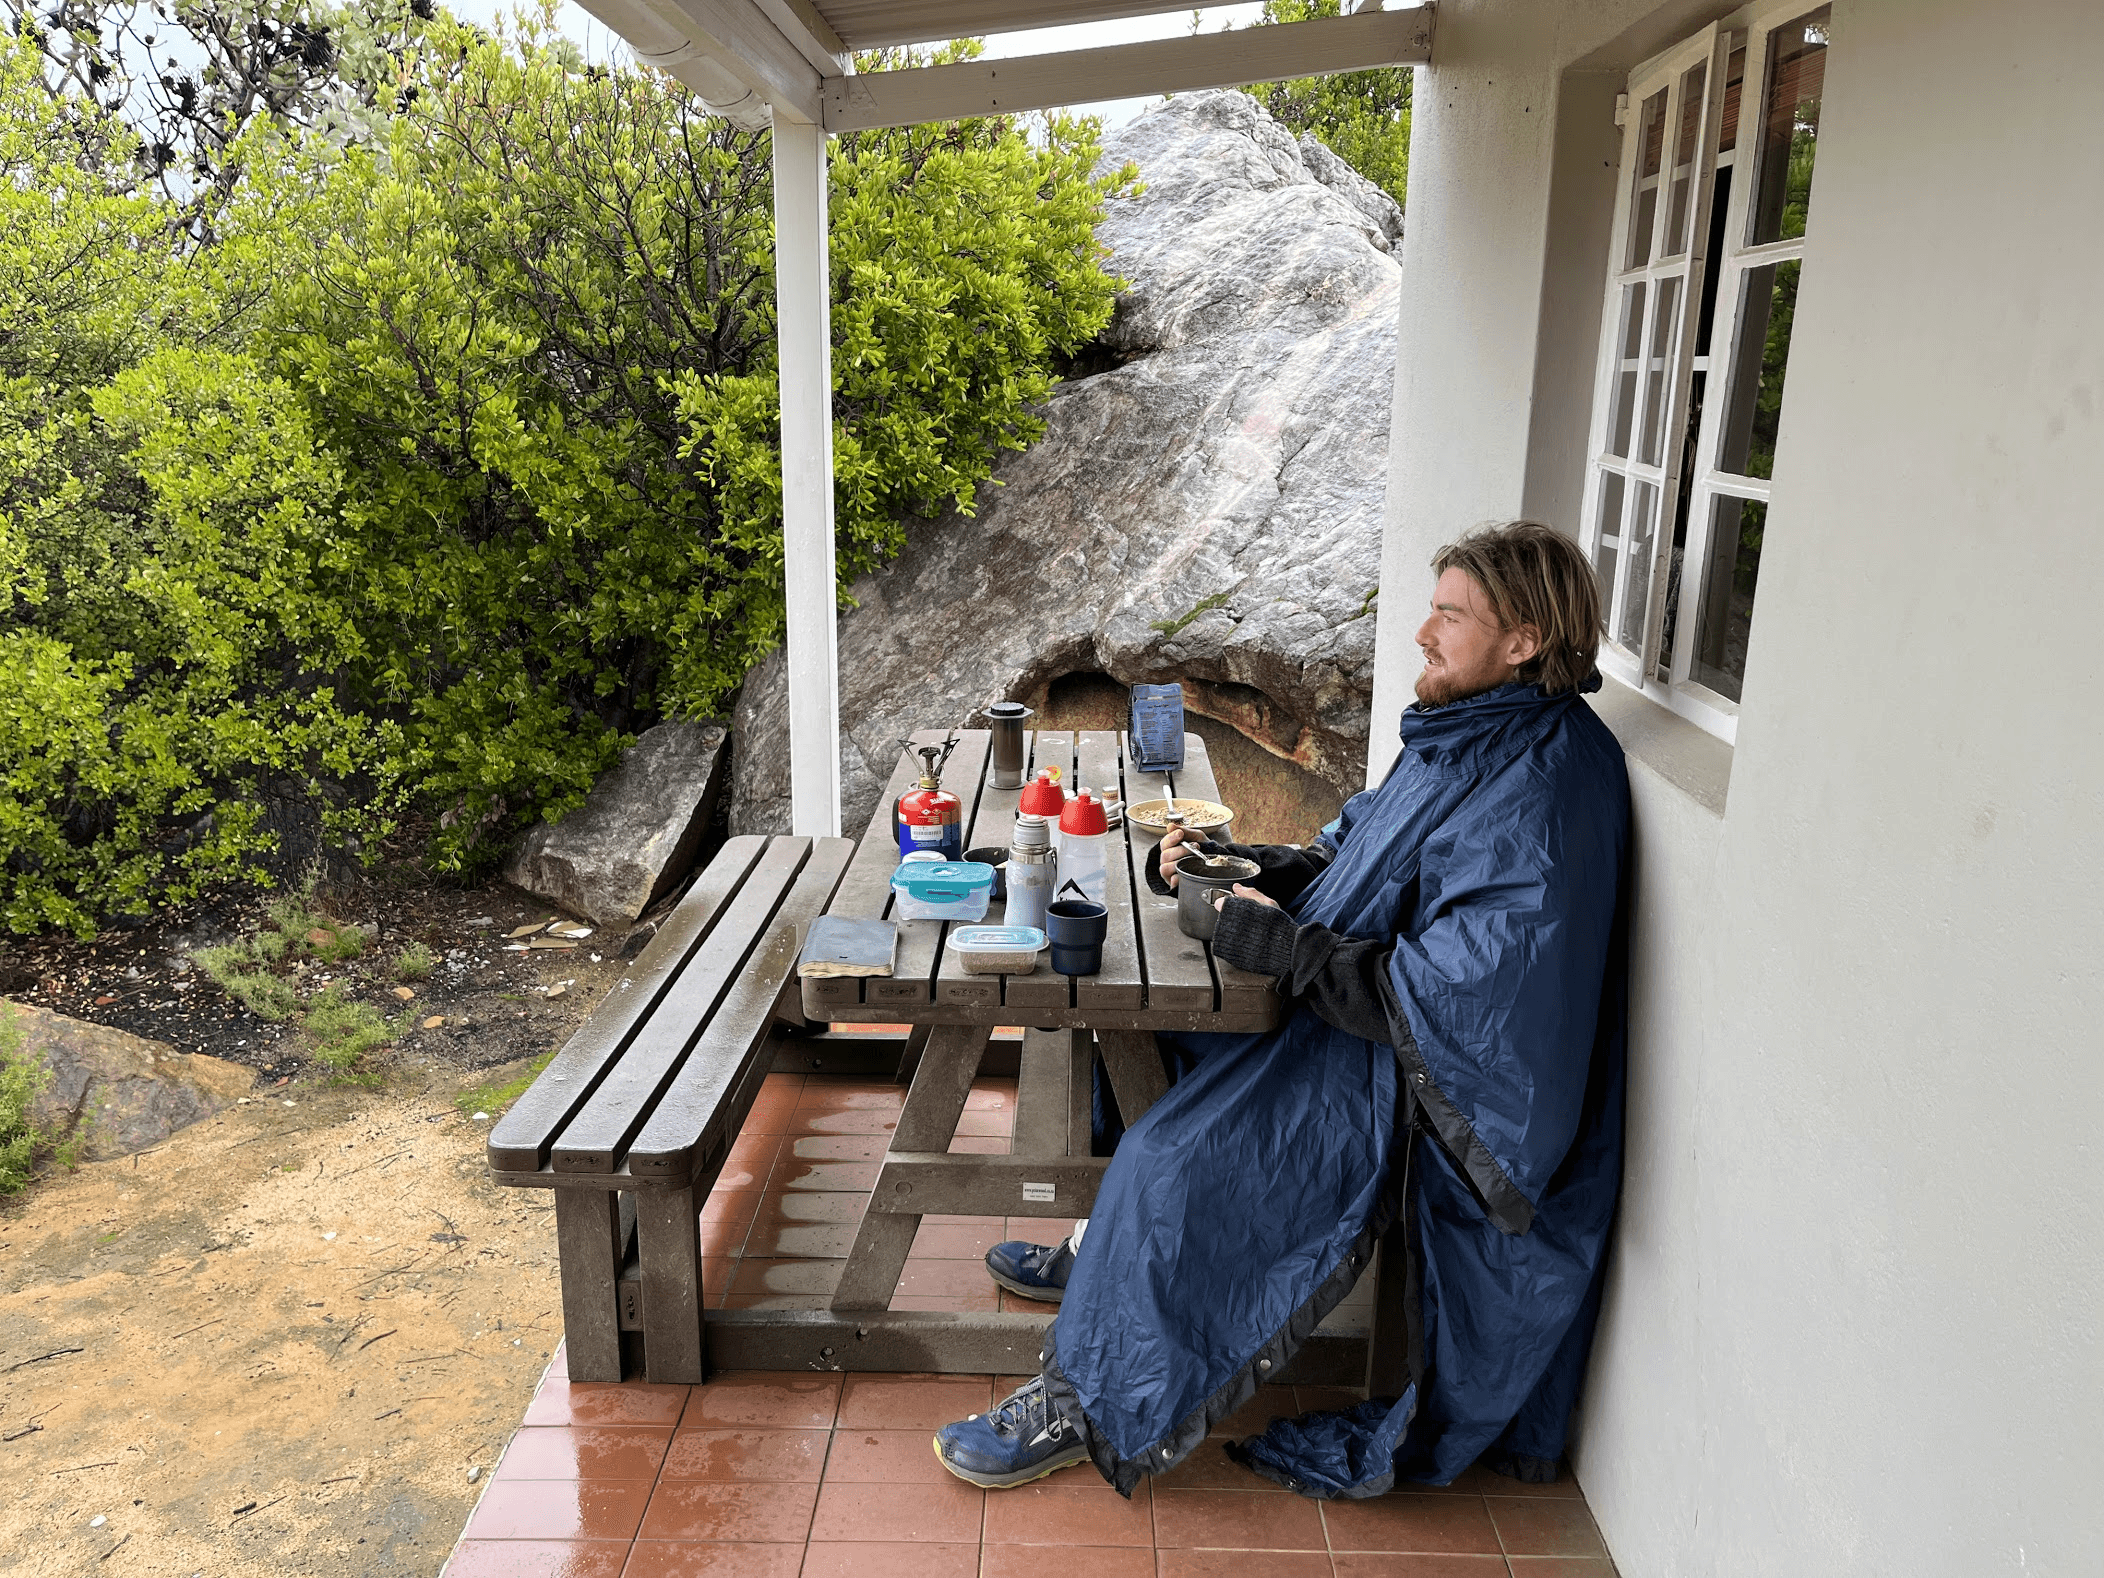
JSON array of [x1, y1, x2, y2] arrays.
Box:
[[1414, 666, 1512, 708]]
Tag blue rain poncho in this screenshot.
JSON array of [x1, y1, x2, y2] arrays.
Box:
[[1042, 677, 1630, 1497]]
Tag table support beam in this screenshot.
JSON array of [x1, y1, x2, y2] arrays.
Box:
[[700, 1309, 1370, 1385]]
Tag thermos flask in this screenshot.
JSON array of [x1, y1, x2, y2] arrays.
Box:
[[1006, 814, 1057, 932]]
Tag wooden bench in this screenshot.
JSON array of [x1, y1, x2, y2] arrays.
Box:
[[485, 833, 854, 1384]]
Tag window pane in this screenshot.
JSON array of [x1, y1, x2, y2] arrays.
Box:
[[1639, 276, 1682, 467], [1628, 87, 1668, 268], [1593, 471, 1626, 621], [1692, 495, 1765, 701], [1608, 282, 1645, 457], [1718, 39, 1747, 155], [1750, 7, 1829, 245], [1664, 61, 1707, 256], [1694, 167, 1732, 357], [1717, 259, 1799, 478], [1619, 480, 1660, 651]]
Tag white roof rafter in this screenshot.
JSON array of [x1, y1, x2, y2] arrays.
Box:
[[823, 6, 1435, 131], [578, 0, 1436, 134]]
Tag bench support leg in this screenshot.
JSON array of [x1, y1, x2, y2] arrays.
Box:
[[635, 1184, 707, 1385], [831, 1023, 992, 1312], [555, 1190, 626, 1383]]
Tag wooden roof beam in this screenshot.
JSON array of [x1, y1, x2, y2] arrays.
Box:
[[819, 4, 1435, 132]]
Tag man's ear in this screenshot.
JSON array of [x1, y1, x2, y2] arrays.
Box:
[[1507, 624, 1543, 668]]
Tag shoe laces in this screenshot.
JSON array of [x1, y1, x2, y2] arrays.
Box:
[[985, 1377, 1056, 1440], [1023, 1238, 1072, 1276]]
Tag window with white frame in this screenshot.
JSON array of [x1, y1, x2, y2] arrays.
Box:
[[1581, 1, 1830, 742]]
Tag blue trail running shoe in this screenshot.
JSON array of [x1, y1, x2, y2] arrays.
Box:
[[983, 1237, 1074, 1303], [934, 1376, 1090, 1488]]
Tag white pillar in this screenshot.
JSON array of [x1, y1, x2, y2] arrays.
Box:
[[1366, 6, 1563, 785], [771, 114, 842, 837]]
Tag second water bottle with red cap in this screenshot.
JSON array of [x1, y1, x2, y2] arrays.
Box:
[[1056, 790, 1110, 906]]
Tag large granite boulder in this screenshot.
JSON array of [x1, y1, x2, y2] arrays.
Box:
[[732, 92, 1397, 836], [6, 1001, 254, 1159], [504, 720, 728, 925]]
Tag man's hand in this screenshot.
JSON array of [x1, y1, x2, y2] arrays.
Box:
[[1158, 826, 1195, 890], [1219, 883, 1277, 912]]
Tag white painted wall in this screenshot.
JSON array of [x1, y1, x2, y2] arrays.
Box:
[[1382, 1, 2104, 1573]]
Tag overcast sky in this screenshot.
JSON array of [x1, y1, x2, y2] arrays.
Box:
[[441, 2, 1272, 124]]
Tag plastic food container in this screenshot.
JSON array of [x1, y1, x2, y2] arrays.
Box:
[[890, 860, 994, 922], [947, 926, 1047, 974]]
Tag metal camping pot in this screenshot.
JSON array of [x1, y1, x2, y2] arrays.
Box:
[[1175, 853, 1260, 942], [986, 701, 1033, 790]]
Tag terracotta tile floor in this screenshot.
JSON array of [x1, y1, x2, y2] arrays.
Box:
[[445, 1073, 1619, 1577]]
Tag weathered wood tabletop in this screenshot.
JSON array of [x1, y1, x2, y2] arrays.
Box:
[[800, 728, 1283, 1034]]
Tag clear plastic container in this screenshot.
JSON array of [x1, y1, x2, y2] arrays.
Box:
[[890, 860, 994, 922], [947, 926, 1047, 974]]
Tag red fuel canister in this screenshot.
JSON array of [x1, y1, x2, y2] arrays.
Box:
[[896, 745, 963, 861]]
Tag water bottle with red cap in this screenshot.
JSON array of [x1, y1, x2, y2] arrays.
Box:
[[1056, 790, 1110, 907]]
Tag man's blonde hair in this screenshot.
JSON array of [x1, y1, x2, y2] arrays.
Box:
[[1430, 521, 1601, 695]]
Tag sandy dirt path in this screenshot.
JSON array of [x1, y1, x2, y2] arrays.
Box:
[[0, 1057, 561, 1576]]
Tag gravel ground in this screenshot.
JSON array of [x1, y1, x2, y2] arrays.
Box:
[[0, 1061, 564, 1577], [0, 858, 689, 1575], [0, 869, 657, 1085]]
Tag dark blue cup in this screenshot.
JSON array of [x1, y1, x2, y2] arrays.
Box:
[[1045, 899, 1108, 976]]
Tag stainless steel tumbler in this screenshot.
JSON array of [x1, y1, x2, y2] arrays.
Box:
[[987, 701, 1033, 790]]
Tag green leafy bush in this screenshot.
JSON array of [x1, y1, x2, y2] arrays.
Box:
[[0, 35, 398, 935], [264, 18, 1132, 869], [0, 16, 1132, 928]]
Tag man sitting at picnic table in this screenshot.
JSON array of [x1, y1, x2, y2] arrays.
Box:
[[934, 520, 1631, 1499]]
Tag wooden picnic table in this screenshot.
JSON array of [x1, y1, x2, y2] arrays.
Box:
[[775, 727, 1351, 1378]]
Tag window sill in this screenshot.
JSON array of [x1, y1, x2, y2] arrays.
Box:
[[1590, 674, 1732, 817]]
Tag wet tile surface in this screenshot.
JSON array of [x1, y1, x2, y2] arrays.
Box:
[[981, 1474, 1155, 1547], [445, 1538, 632, 1577], [619, 1543, 805, 1578], [636, 1480, 819, 1542], [448, 1074, 1623, 1577], [657, 1428, 829, 1484], [495, 1425, 674, 1480]]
